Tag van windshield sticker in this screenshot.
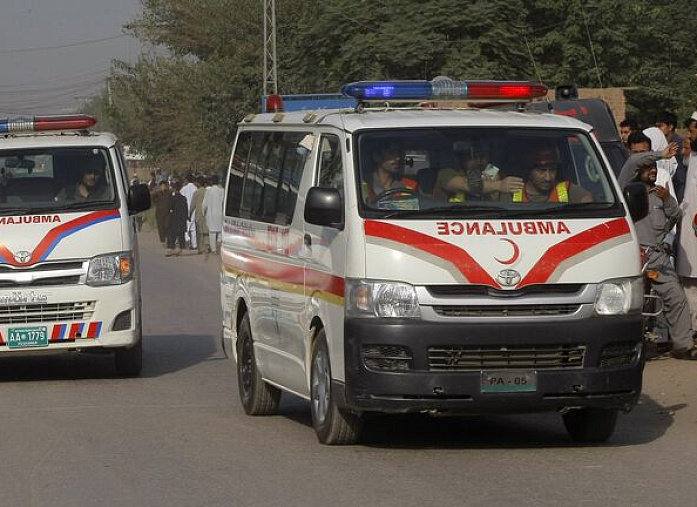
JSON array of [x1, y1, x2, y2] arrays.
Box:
[[437, 221, 571, 236]]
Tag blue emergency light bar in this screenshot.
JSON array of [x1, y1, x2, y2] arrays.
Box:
[[341, 80, 548, 102]]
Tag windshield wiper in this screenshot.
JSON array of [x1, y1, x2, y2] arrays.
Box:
[[381, 204, 508, 219], [499, 202, 616, 218], [0, 207, 31, 216], [51, 200, 116, 212]]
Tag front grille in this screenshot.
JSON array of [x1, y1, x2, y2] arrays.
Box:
[[0, 276, 81, 288], [427, 284, 584, 298], [0, 301, 96, 324], [0, 261, 84, 273], [428, 344, 586, 371], [433, 304, 580, 317]]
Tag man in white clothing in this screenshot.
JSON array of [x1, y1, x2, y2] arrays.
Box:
[[677, 130, 697, 332], [202, 174, 224, 254], [180, 173, 198, 249]]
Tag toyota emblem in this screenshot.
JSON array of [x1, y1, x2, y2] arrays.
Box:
[[14, 251, 31, 264], [497, 269, 521, 287]]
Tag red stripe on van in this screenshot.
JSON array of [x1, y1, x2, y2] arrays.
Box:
[[222, 250, 345, 298], [518, 218, 631, 287], [364, 220, 500, 287]]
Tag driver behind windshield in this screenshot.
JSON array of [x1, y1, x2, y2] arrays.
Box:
[[362, 141, 418, 204], [55, 156, 109, 202], [511, 143, 593, 203]]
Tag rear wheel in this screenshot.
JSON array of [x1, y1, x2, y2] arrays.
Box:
[[310, 329, 362, 445], [563, 408, 618, 443], [236, 314, 281, 415]]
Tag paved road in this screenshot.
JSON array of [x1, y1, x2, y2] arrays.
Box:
[[0, 229, 694, 507]]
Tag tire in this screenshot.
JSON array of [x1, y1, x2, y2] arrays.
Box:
[[310, 330, 362, 445], [236, 314, 281, 415], [115, 338, 143, 378], [563, 408, 618, 443]]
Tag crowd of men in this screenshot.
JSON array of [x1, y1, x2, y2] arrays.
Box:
[[618, 111, 697, 360], [144, 172, 225, 259]]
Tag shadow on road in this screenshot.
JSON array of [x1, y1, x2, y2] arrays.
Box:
[[0, 333, 221, 381], [279, 392, 675, 449]]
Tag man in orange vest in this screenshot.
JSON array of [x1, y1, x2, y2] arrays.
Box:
[[513, 146, 593, 203]]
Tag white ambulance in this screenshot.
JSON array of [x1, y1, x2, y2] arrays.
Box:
[[0, 115, 150, 376], [220, 80, 648, 444]]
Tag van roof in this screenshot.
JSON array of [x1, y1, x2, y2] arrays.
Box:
[[240, 107, 594, 133], [0, 131, 118, 150]]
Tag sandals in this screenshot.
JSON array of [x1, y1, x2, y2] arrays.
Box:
[[671, 346, 697, 360]]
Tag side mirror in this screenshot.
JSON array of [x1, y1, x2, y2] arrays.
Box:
[[128, 183, 151, 214], [623, 182, 648, 222], [304, 187, 343, 228]]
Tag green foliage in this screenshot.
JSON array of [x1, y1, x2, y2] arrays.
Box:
[[100, 0, 697, 170]]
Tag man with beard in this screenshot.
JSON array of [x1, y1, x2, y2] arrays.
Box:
[[632, 153, 697, 360]]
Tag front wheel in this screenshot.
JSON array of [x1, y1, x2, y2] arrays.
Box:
[[563, 408, 618, 443], [236, 314, 281, 415], [115, 338, 143, 378], [310, 329, 362, 445]]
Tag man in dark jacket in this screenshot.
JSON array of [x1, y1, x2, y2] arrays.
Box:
[[151, 180, 171, 246], [166, 181, 188, 256]]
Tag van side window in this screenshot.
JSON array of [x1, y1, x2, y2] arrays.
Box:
[[230, 130, 311, 224], [225, 131, 252, 217], [240, 132, 266, 219], [261, 132, 284, 221], [317, 135, 343, 190], [277, 132, 311, 225]]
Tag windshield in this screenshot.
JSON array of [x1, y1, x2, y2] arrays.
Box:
[[0, 147, 117, 214], [356, 128, 621, 219]]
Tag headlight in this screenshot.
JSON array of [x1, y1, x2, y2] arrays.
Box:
[[594, 277, 643, 315], [86, 252, 134, 286], [346, 279, 420, 318]]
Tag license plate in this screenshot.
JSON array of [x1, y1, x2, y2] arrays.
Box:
[[481, 370, 537, 393], [7, 327, 49, 349]]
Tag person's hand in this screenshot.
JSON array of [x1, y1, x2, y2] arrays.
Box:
[[496, 176, 525, 193], [661, 142, 678, 159], [650, 184, 670, 201], [685, 135, 694, 157]]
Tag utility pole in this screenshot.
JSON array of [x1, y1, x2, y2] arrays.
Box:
[[263, 0, 278, 96]]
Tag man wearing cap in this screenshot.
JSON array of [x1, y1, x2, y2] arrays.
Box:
[[633, 153, 697, 360]]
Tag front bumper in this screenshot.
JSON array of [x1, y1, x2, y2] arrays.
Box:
[[0, 282, 139, 354], [340, 314, 644, 414]]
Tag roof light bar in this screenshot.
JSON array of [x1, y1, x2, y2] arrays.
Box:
[[0, 114, 97, 134], [341, 80, 548, 103]]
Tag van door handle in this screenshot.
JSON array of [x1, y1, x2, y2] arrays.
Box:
[[304, 233, 312, 247]]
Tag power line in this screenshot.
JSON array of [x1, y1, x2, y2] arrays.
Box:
[[0, 34, 128, 55]]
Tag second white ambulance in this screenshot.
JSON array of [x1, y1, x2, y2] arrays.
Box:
[[221, 80, 648, 444]]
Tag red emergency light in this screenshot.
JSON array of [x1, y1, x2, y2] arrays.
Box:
[[0, 114, 96, 133]]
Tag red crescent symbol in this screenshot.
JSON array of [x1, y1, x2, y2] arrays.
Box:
[[495, 238, 520, 265]]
